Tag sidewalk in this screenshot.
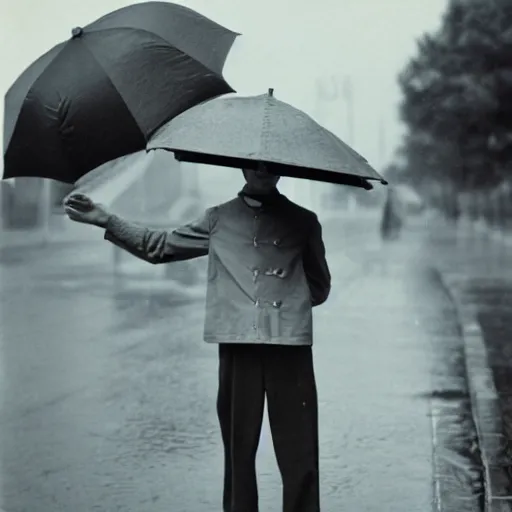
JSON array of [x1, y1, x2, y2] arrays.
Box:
[[427, 220, 512, 511]]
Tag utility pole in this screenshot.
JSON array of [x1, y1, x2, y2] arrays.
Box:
[[315, 75, 342, 215]]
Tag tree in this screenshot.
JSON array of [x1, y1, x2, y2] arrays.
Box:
[[396, 0, 512, 196]]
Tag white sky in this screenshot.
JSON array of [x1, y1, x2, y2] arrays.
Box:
[[0, 0, 448, 174]]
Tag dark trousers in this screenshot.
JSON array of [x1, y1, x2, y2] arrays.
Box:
[[217, 343, 320, 512]]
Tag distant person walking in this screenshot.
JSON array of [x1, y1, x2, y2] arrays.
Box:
[[380, 186, 403, 241]]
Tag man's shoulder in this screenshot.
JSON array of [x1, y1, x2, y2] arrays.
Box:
[[212, 197, 239, 212], [280, 195, 318, 220], [204, 198, 240, 223]]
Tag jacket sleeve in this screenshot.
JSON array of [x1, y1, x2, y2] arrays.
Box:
[[302, 214, 331, 307], [103, 207, 215, 264]]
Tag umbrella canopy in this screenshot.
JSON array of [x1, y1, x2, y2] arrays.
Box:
[[148, 89, 388, 190], [3, 1, 238, 184]]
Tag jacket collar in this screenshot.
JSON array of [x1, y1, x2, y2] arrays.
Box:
[[238, 185, 284, 209]]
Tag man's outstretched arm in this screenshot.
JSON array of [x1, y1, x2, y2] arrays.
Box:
[[104, 208, 215, 264], [64, 194, 213, 264], [302, 214, 331, 307]]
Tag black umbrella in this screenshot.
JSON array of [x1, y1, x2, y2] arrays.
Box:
[[3, 1, 238, 184]]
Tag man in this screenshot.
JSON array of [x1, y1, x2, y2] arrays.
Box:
[[64, 164, 331, 512]]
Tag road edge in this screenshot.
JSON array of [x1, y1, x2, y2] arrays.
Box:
[[436, 270, 508, 511]]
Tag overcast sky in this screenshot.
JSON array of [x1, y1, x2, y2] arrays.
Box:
[[0, 0, 448, 175]]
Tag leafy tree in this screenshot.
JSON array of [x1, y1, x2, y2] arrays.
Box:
[[396, 0, 512, 195]]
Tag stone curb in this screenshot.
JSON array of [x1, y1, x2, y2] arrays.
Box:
[[437, 270, 511, 511]]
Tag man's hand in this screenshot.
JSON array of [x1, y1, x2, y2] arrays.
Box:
[[64, 193, 111, 228]]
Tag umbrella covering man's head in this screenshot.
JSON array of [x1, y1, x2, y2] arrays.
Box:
[[242, 163, 280, 193]]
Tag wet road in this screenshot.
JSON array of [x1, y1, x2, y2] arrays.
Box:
[[0, 216, 474, 511]]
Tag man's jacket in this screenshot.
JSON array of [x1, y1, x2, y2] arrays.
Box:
[[104, 190, 331, 346]]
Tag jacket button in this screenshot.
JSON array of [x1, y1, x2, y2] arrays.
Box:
[[273, 239, 280, 246], [253, 237, 259, 247], [272, 300, 282, 308], [254, 299, 260, 307]]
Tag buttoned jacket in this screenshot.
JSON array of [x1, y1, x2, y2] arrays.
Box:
[[104, 191, 331, 345]]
